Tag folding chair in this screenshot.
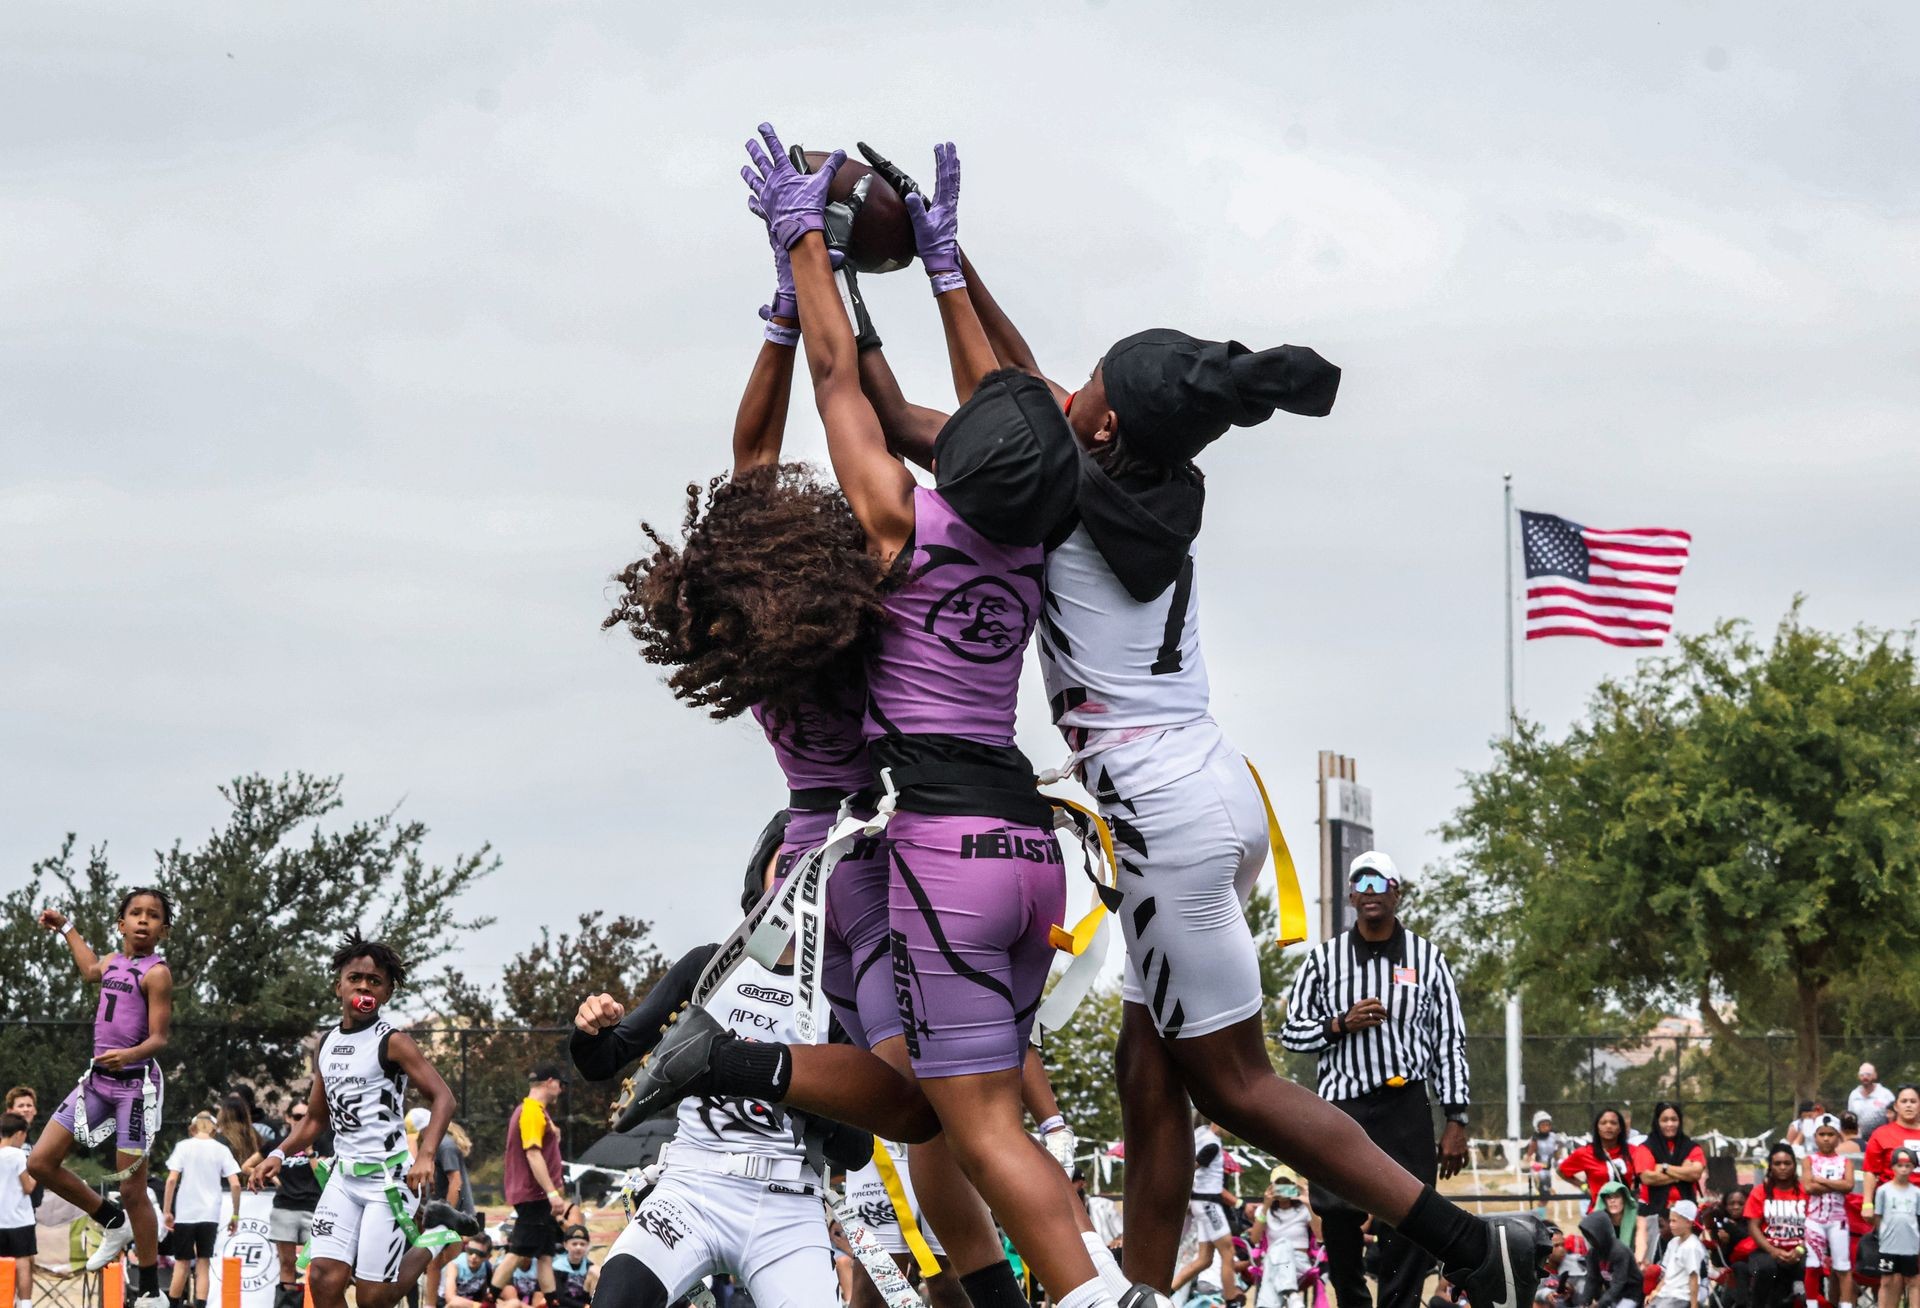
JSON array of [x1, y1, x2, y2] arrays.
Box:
[[27, 1217, 95, 1308]]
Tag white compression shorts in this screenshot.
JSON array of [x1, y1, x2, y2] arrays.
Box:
[[308, 1167, 419, 1283], [607, 1167, 837, 1308], [1104, 723, 1269, 1039], [844, 1151, 946, 1259], [1186, 1198, 1232, 1245]]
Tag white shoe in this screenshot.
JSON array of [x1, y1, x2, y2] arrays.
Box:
[[134, 1292, 168, 1308], [85, 1216, 136, 1271]]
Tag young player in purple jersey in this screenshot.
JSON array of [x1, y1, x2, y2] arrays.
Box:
[[31, 889, 174, 1307], [612, 128, 1133, 1308]]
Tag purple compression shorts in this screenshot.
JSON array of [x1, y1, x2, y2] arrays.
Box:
[[884, 811, 1064, 1078], [52, 1064, 162, 1153], [773, 810, 899, 1050]]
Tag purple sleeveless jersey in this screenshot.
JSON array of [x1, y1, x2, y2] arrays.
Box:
[[864, 488, 1044, 746], [95, 951, 163, 1065], [752, 684, 869, 853]]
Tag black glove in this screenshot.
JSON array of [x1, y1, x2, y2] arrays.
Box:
[[856, 141, 923, 202]]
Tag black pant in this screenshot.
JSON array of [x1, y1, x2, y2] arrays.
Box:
[[1748, 1251, 1802, 1308], [1309, 1081, 1439, 1308]]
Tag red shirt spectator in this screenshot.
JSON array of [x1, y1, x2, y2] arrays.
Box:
[[1559, 1108, 1650, 1207], [1745, 1158, 1808, 1254], [1864, 1085, 1920, 1182]]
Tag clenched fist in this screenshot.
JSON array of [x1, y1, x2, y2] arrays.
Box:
[[576, 993, 626, 1034]]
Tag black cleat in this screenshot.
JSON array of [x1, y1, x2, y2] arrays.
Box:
[[1454, 1215, 1546, 1308], [418, 1200, 483, 1238], [609, 1005, 732, 1132]]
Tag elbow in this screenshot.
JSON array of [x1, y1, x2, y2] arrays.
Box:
[[808, 350, 859, 406]]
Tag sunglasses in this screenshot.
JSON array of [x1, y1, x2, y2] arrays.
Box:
[[1349, 872, 1393, 895]]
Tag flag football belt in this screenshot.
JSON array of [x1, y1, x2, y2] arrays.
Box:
[[828, 1181, 921, 1308], [67, 1063, 160, 1181], [1040, 739, 1307, 950], [297, 1152, 457, 1270], [661, 1141, 819, 1189], [870, 1140, 941, 1279]]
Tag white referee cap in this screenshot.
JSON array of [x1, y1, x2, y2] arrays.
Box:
[[1349, 850, 1400, 883], [405, 1107, 431, 1132]]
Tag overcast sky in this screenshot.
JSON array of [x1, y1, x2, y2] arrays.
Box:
[[4, 2, 1916, 1007]]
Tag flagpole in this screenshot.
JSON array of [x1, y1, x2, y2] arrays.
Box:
[[1503, 475, 1523, 1147]]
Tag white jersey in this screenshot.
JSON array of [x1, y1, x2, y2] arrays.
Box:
[[1192, 1124, 1225, 1195], [317, 1019, 409, 1162], [673, 958, 810, 1164], [1040, 525, 1215, 795]]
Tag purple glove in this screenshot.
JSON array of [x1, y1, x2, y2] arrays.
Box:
[[745, 191, 797, 322], [905, 142, 962, 284], [741, 122, 844, 251]]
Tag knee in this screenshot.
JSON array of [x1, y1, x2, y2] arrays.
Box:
[[892, 1097, 942, 1145], [120, 1181, 153, 1209], [595, 1255, 669, 1308], [309, 1264, 351, 1298]]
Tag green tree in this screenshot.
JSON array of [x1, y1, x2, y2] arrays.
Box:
[[0, 773, 496, 1158], [436, 913, 667, 1172], [1432, 606, 1920, 1105]]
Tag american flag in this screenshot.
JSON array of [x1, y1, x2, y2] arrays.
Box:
[[1520, 510, 1692, 647]]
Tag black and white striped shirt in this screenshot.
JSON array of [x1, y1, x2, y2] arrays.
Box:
[[1280, 922, 1470, 1107]]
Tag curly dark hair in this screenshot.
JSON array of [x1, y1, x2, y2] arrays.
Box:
[[603, 462, 888, 721], [117, 886, 174, 925], [331, 933, 407, 988]]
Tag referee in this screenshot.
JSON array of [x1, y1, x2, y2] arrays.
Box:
[[1281, 851, 1470, 1308]]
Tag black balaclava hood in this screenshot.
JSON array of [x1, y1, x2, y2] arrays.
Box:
[[1100, 328, 1341, 466], [741, 809, 791, 915], [933, 370, 1078, 547], [1075, 454, 1204, 602]]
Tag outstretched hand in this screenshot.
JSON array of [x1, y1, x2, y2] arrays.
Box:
[[903, 142, 962, 278], [741, 122, 843, 252]]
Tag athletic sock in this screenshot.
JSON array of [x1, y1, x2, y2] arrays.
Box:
[[960, 1261, 1034, 1308], [137, 1264, 162, 1294], [1083, 1232, 1131, 1299], [1397, 1185, 1489, 1272], [711, 1039, 793, 1101], [1058, 1276, 1119, 1308], [95, 1197, 126, 1228]]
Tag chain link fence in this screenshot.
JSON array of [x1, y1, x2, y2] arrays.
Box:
[[13, 1017, 1920, 1200]]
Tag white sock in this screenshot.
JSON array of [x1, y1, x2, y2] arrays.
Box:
[[1060, 1274, 1119, 1308], [1084, 1231, 1131, 1299]]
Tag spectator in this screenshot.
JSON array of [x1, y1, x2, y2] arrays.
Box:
[[1534, 1226, 1569, 1308], [1, 1088, 33, 1130], [233, 1085, 281, 1149], [215, 1093, 264, 1178], [550, 1226, 597, 1308], [1851, 1066, 1896, 1138], [445, 1234, 498, 1308], [1787, 1102, 1824, 1152], [1744, 1144, 1809, 1308], [1530, 1112, 1566, 1214], [1560, 1108, 1648, 1209], [1803, 1114, 1855, 1308], [1646, 1200, 1706, 1308], [1839, 1114, 1864, 1159], [1250, 1170, 1315, 1308], [492, 1064, 568, 1304], [164, 1111, 243, 1308], [269, 1098, 331, 1308], [424, 1121, 477, 1308], [1866, 1086, 1920, 1188], [0, 1112, 38, 1304], [1578, 1183, 1641, 1308], [1639, 1103, 1705, 1261], [1870, 1149, 1920, 1308]]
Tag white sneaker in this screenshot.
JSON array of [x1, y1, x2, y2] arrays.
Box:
[[133, 1292, 168, 1308], [85, 1216, 136, 1271]]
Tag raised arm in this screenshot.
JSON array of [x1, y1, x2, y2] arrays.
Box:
[[905, 143, 998, 401], [745, 123, 914, 562], [730, 187, 802, 474], [857, 346, 947, 472], [37, 908, 104, 982], [961, 251, 1072, 406]]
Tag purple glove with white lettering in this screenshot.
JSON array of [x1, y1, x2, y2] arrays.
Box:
[[904, 141, 962, 287], [745, 191, 797, 323], [741, 122, 844, 252]]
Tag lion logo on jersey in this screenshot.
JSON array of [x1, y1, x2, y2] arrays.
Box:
[[926, 577, 1029, 665]]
